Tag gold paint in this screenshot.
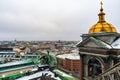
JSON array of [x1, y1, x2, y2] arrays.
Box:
[[88, 1, 117, 33], [100, 1, 103, 9]]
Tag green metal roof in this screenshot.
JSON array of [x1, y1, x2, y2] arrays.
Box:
[[0, 59, 33, 68], [90, 37, 112, 49], [53, 69, 78, 80], [0, 64, 34, 73]]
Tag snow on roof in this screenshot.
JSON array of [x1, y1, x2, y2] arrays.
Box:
[[66, 54, 80, 60], [112, 38, 120, 49], [75, 40, 82, 47], [56, 54, 67, 59], [56, 53, 80, 60], [71, 49, 79, 53], [17, 70, 61, 80]]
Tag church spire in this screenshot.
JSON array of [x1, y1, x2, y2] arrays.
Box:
[[98, 1, 106, 23]]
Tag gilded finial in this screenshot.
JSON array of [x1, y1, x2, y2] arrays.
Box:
[[100, 1, 103, 6], [100, 1, 103, 12], [98, 1, 105, 23]]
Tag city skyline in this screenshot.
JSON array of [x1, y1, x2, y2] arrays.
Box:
[[0, 0, 120, 41]]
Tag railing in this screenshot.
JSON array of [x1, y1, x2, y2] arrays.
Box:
[[94, 62, 120, 80]]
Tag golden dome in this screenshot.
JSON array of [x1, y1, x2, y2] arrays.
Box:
[[89, 1, 117, 33]]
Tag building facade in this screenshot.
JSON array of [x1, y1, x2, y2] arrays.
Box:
[[77, 2, 120, 80], [65, 58, 80, 73], [56, 53, 80, 74]]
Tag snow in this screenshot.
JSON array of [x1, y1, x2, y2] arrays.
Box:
[[17, 70, 61, 80], [66, 54, 80, 60], [112, 38, 120, 49], [56, 53, 80, 60]]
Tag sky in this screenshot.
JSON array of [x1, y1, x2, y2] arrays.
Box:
[[0, 0, 120, 41]]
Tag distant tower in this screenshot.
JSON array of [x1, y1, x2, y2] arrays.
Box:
[[77, 1, 120, 80], [14, 38, 17, 42]]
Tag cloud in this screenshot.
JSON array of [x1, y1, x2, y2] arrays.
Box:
[[0, 0, 120, 40]]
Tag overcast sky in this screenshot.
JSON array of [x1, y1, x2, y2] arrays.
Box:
[[0, 0, 120, 41]]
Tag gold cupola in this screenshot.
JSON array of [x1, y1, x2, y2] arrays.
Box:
[[89, 1, 117, 33]]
